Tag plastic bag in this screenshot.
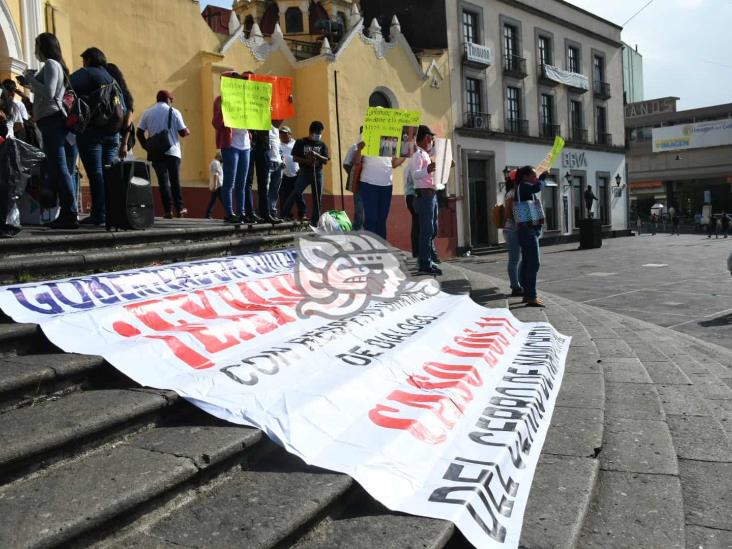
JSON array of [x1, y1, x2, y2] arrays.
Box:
[[316, 210, 352, 233]]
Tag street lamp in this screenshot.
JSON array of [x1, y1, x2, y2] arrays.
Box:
[[614, 174, 625, 196]]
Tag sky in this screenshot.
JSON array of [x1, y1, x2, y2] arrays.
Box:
[[200, 0, 732, 111]]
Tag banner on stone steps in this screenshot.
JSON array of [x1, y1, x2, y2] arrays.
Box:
[[0, 248, 570, 549]]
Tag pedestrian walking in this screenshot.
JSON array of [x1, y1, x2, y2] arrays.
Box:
[[283, 121, 329, 227], [672, 212, 680, 235], [707, 214, 718, 238], [409, 125, 440, 275], [18, 33, 78, 229], [636, 214, 642, 236], [651, 213, 658, 235], [694, 212, 702, 232], [278, 125, 304, 221], [137, 90, 190, 219], [70, 47, 121, 226], [205, 151, 223, 219], [515, 165, 547, 307], [503, 171, 523, 296], [721, 211, 730, 238]]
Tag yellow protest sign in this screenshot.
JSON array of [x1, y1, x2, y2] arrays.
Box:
[[535, 136, 566, 174], [220, 77, 272, 130], [362, 107, 421, 157]]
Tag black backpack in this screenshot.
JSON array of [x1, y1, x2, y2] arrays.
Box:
[[88, 78, 125, 135]]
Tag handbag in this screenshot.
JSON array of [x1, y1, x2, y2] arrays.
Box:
[[512, 182, 545, 226], [144, 107, 174, 162]]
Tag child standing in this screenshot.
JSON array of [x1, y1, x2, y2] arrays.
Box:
[[206, 152, 224, 219]]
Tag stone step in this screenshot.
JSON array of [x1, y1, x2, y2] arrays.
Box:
[[290, 485, 454, 549], [0, 388, 179, 483], [0, 419, 264, 549], [0, 232, 298, 283], [0, 219, 303, 256], [0, 322, 48, 357], [0, 353, 110, 412]]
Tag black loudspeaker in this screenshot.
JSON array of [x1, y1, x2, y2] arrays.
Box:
[[104, 160, 154, 231], [579, 218, 602, 249]]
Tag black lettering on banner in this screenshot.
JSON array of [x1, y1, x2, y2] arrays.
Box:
[[429, 485, 507, 543]]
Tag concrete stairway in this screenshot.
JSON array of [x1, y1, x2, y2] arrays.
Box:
[[0, 218, 305, 283], [0, 242, 729, 548]]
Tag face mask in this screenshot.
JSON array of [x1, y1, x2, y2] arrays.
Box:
[[311, 134, 322, 142]]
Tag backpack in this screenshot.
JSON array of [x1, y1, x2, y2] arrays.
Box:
[[88, 80, 125, 135], [491, 203, 506, 227], [60, 77, 91, 135]]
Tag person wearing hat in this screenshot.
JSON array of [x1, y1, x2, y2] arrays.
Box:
[[137, 89, 190, 219], [409, 125, 441, 275], [502, 168, 523, 296], [278, 125, 303, 220]]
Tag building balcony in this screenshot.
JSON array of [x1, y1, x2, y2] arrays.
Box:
[[570, 126, 589, 143], [537, 64, 560, 87], [593, 81, 611, 100], [462, 42, 492, 68], [463, 111, 491, 131], [505, 118, 529, 136], [596, 132, 612, 146], [503, 54, 527, 79], [284, 38, 321, 60], [540, 123, 561, 139]]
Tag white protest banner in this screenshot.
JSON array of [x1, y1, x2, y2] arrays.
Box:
[[0, 248, 570, 549], [432, 138, 453, 188]]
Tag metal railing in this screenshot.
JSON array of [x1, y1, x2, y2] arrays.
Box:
[[540, 123, 561, 139], [596, 132, 613, 146], [505, 118, 529, 135], [503, 54, 527, 77], [593, 81, 611, 99], [570, 127, 589, 143]]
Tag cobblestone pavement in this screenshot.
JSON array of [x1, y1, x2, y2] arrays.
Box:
[[454, 234, 732, 351]]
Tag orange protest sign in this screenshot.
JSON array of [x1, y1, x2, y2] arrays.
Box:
[[249, 75, 295, 120]]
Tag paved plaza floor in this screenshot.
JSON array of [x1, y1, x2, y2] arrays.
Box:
[[454, 233, 732, 350]]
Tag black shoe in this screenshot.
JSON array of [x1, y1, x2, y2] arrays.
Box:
[[264, 215, 283, 224], [45, 214, 79, 230], [176, 208, 188, 218], [510, 288, 524, 297], [163, 212, 173, 219], [417, 265, 442, 276], [224, 215, 240, 224], [432, 256, 442, 264], [79, 216, 103, 226]]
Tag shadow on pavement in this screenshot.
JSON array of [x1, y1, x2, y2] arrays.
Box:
[[699, 312, 732, 328]]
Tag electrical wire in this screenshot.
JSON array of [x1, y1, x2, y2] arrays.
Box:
[[622, 0, 655, 27]]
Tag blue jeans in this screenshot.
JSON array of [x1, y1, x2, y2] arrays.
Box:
[[266, 162, 283, 217], [221, 147, 251, 216], [517, 226, 541, 300], [414, 191, 438, 270], [77, 131, 120, 220], [279, 173, 304, 218], [405, 194, 419, 257], [353, 190, 365, 231], [284, 169, 323, 225], [36, 113, 77, 215], [503, 227, 522, 291], [360, 181, 392, 240]]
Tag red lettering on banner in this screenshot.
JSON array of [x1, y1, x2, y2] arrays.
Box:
[[369, 315, 520, 444], [110, 275, 301, 370]]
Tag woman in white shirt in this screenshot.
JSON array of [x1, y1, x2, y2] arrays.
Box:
[[19, 33, 78, 229]]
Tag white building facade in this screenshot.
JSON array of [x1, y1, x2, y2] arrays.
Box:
[[445, 0, 628, 251]]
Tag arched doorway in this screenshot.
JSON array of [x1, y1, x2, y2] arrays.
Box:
[[0, 0, 25, 77]]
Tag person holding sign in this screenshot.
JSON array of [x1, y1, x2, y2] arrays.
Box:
[[410, 125, 441, 276], [283, 121, 329, 226], [213, 72, 255, 224]]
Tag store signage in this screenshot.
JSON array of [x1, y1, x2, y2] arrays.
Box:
[[625, 97, 677, 119], [561, 151, 587, 169]]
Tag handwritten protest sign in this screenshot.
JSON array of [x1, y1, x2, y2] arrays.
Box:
[[363, 107, 420, 158], [221, 76, 272, 130], [249, 75, 295, 120], [535, 136, 565, 174]]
